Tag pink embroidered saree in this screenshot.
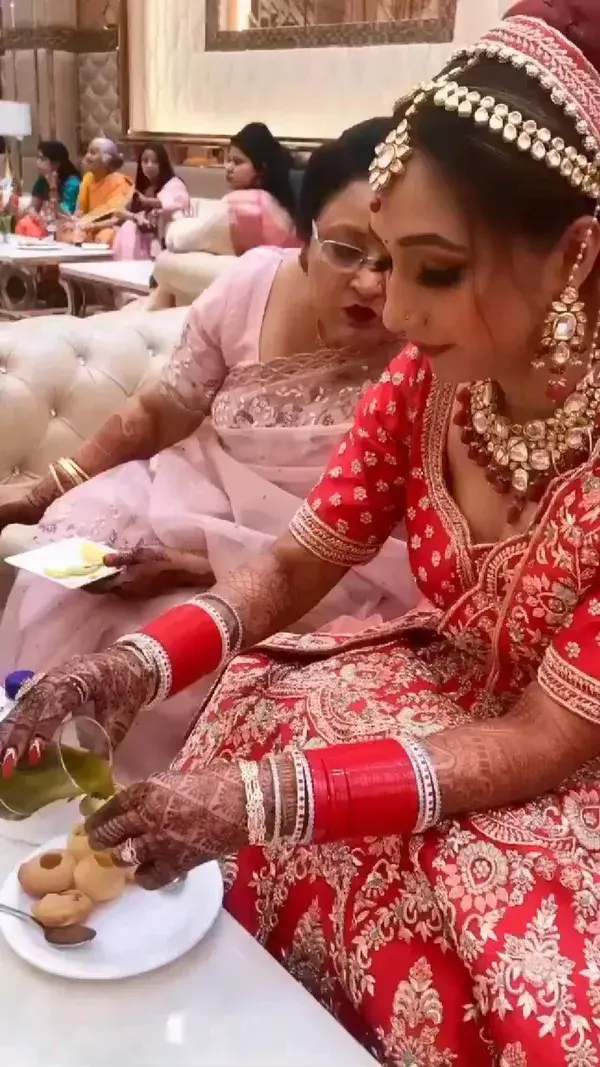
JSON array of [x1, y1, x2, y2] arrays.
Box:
[[112, 176, 190, 261], [0, 247, 414, 779]]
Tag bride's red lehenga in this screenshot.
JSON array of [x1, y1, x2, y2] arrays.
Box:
[[177, 348, 600, 1066]]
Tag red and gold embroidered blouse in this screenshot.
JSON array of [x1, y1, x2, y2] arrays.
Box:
[[290, 346, 600, 722]]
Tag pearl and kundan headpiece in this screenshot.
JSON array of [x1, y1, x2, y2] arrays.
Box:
[[370, 15, 600, 202]]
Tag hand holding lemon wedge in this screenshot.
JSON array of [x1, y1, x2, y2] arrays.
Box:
[[44, 541, 107, 580]]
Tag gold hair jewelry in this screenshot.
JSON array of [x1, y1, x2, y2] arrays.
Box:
[[370, 72, 600, 199]]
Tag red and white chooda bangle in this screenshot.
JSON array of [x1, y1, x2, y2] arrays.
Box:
[[240, 739, 441, 850], [304, 738, 442, 842], [116, 592, 244, 703]]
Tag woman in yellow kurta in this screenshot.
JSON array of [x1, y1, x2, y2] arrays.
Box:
[[68, 138, 132, 246]]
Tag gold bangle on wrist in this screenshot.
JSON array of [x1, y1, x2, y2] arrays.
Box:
[[48, 463, 67, 497], [57, 457, 90, 487]]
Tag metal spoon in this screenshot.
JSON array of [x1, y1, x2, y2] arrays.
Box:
[[0, 903, 96, 947]]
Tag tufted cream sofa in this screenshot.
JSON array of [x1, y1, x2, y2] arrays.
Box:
[[0, 306, 188, 600]]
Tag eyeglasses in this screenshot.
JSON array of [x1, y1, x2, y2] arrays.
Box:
[[312, 222, 390, 274]]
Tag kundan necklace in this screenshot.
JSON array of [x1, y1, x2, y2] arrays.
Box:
[[454, 355, 600, 524]]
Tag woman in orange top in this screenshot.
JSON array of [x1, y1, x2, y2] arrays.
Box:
[[66, 137, 132, 246]]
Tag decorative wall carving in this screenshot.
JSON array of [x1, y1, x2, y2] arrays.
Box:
[[207, 0, 457, 50], [0, 26, 117, 52]]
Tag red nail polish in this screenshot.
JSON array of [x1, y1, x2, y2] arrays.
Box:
[[28, 740, 43, 767], [2, 749, 17, 779]]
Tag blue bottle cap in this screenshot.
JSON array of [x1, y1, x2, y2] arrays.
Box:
[[5, 670, 35, 701]]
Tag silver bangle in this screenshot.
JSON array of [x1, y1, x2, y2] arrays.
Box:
[[267, 754, 283, 847], [404, 739, 442, 833], [192, 598, 231, 663], [300, 753, 315, 845], [115, 632, 173, 710], [289, 748, 307, 845], [189, 592, 244, 658]]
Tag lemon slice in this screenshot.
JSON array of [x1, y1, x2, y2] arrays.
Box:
[[80, 542, 106, 566], [44, 563, 102, 579]]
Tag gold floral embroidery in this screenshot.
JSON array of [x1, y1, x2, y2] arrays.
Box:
[[538, 644, 600, 724], [289, 501, 379, 566], [282, 899, 339, 1010], [564, 787, 600, 851], [376, 959, 456, 1067]]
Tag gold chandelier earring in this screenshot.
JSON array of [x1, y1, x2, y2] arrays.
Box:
[[536, 285, 588, 401], [533, 220, 597, 402]]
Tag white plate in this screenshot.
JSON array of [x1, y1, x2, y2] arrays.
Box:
[[80, 242, 110, 251], [0, 835, 223, 980], [6, 537, 121, 590]]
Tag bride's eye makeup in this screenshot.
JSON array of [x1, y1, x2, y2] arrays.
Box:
[[418, 264, 465, 288]]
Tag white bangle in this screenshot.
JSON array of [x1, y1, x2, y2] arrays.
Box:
[[115, 632, 173, 709], [404, 739, 442, 833], [240, 760, 267, 846], [289, 748, 307, 845], [300, 753, 315, 845], [189, 592, 244, 658]]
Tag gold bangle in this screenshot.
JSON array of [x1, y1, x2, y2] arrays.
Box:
[[48, 463, 67, 496], [57, 457, 89, 486], [240, 760, 267, 846]]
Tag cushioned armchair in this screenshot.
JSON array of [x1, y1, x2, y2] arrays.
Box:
[[0, 307, 187, 603]]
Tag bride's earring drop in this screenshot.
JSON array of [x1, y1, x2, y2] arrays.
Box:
[[535, 285, 588, 401], [533, 216, 597, 401]]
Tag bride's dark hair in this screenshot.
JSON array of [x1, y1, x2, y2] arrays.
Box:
[[397, 2, 600, 253]]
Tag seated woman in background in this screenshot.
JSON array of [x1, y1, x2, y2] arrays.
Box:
[[223, 121, 299, 254], [16, 140, 80, 240], [145, 122, 300, 310], [63, 137, 132, 246], [112, 143, 189, 262], [0, 118, 415, 781]]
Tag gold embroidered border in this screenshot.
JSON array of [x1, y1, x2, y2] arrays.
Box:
[[538, 644, 600, 725], [289, 502, 379, 567]]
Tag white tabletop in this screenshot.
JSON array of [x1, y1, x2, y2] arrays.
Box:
[[59, 258, 154, 294], [0, 831, 376, 1067], [0, 239, 113, 265]]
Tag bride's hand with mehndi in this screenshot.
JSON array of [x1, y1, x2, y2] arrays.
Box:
[[85, 762, 257, 889], [0, 646, 154, 777]]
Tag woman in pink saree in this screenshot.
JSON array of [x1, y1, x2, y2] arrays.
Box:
[[222, 122, 299, 253], [112, 143, 189, 261], [0, 119, 415, 780]]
